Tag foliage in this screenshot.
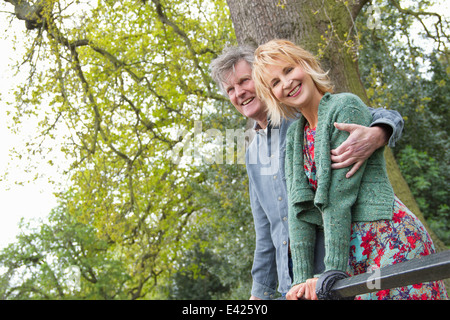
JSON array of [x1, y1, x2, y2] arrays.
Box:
[[396, 146, 450, 245], [0, 196, 130, 299], [159, 107, 255, 299], [165, 245, 232, 300], [1, 0, 248, 299], [357, 0, 449, 245], [0, 0, 449, 300]]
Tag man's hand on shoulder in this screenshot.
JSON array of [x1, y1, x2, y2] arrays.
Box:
[[331, 123, 390, 178]]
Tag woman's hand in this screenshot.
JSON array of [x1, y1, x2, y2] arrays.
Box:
[[286, 278, 319, 300], [286, 283, 302, 300]]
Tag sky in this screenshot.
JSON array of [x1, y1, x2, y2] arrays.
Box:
[[0, 2, 448, 251], [0, 17, 59, 249]]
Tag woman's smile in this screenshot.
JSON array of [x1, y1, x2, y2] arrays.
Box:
[[288, 83, 302, 97]]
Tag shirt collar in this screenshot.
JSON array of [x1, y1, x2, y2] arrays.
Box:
[[253, 118, 272, 134]]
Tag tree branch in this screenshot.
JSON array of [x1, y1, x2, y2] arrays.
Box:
[[388, 0, 449, 54], [150, 0, 212, 94], [3, 0, 49, 30], [350, 0, 370, 20]]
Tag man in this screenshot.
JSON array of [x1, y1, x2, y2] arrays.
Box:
[[210, 45, 404, 299]]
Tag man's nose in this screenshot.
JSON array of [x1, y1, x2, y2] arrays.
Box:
[[235, 84, 245, 97]]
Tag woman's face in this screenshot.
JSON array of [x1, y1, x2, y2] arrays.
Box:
[[264, 60, 321, 109]]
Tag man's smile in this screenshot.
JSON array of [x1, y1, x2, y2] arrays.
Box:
[[242, 97, 255, 106]]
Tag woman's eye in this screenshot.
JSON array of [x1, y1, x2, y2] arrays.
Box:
[[271, 80, 279, 87]]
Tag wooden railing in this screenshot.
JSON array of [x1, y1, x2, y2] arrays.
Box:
[[316, 250, 450, 300]]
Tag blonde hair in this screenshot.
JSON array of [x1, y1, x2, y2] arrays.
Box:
[[252, 39, 334, 126]]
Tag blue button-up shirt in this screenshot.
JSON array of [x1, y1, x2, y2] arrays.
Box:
[[245, 107, 404, 299]]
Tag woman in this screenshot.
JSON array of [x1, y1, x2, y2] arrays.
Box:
[[252, 39, 448, 300]]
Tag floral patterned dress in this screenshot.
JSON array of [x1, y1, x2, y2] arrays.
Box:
[[303, 124, 448, 300]]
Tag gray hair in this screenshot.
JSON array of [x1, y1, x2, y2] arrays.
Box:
[[210, 44, 256, 95]]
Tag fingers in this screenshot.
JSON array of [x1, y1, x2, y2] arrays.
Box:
[[286, 291, 296, 300], [288, 280, 319, 300], [334, 122, 358, 133], [305, 278, 319, 300], [330, 150, 354, 168], [331, 123, 359, 156], [331, 141, 352, 158], [331, 122, 376, 178], [296, 284, 305, 299], [344, 160, 364, 178], [286, 284, 302, 300], [286, 279, 320, 300], [331, 159, 364, 178]]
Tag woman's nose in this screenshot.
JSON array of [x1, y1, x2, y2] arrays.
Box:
[[282, 78, 292, 89]]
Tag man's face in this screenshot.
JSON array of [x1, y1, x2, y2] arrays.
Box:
[[222, 60, 267, 120]]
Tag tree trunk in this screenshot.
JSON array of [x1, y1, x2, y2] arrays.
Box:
[[226, 0, 446, 253]]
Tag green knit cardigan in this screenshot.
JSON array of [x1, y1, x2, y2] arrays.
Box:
[[285, 92, 395, 286]]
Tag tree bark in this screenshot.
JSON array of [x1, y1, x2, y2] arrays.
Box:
[[226, 0, 446, 253]]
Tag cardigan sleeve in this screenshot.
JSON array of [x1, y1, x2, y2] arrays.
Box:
[[285, 124, 317, 285], [284, 126, 294, 201], [319, 95, 373, 273]]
